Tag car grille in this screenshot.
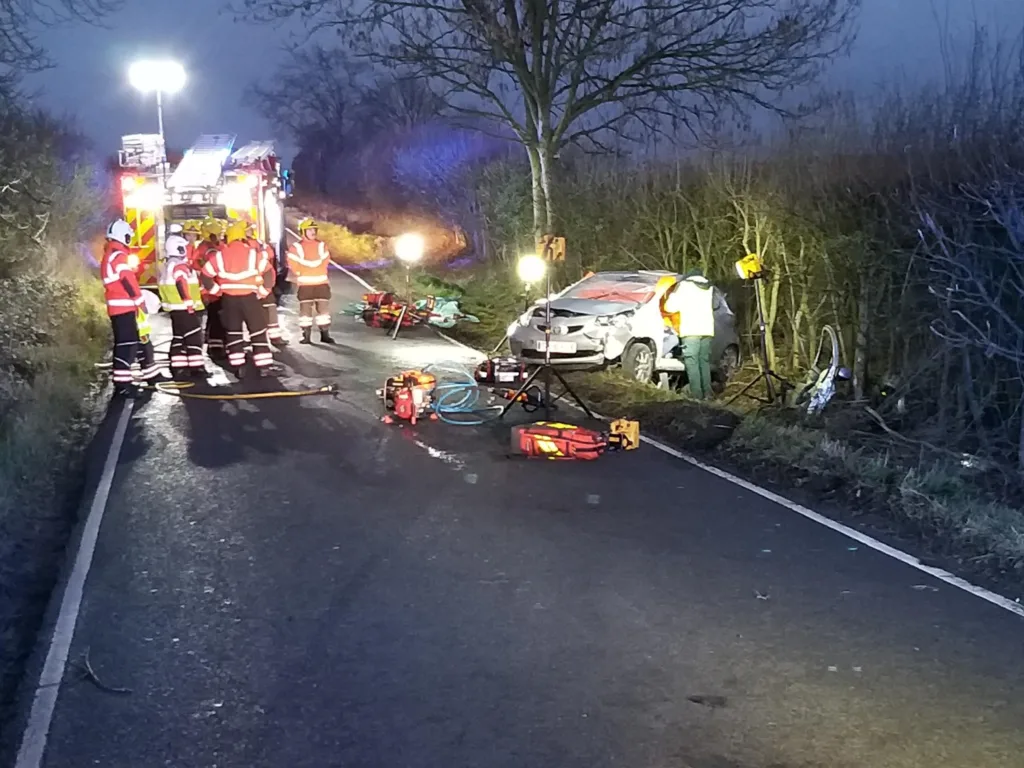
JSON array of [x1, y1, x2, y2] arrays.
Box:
[[532, 307, 585, 319], [536, 324, 585, 334]]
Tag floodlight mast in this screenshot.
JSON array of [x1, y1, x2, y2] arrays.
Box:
[[128, 60, 186, 171]]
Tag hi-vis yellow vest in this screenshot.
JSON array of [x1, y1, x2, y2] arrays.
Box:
[[158, 258, 205, 311], [136, 309, 152, 341]]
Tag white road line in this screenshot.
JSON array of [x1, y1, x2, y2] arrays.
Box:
[[285, 226, 376, 291], [328, 264, 1024, 620], [15, 400, 134, 768]]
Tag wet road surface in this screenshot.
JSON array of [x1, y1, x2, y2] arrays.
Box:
[[11, 263, 1024, 768]]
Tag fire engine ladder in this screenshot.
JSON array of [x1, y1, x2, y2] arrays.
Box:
[[167, 133, 237, 190], [230, 141, 276, 166]]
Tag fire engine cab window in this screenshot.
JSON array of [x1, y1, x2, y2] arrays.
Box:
[[562, 274, 660, 303]]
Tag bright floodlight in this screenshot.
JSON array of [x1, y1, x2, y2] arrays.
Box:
[[128, 60, 186, 94], [394, 232, 425, 264], [517, 253, 546, 285]]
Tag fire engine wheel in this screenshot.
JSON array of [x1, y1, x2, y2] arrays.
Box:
[[622, 341, 656, 383]]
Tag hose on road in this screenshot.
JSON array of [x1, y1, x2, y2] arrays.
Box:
[[424, 363, 505, 426], [143, 381, 338, 401]]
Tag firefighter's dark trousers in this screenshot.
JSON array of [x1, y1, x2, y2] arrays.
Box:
[[136, 338, 161, 381], [110, 312, 139, 388], [169, 310, 205, 373], [297, 283, 332, 330], [205, 298, 225, 354], [221, 293, 273, 369], [263, 299, 282, 341]]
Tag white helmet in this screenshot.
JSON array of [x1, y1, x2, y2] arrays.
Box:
[[167, 223, 184, 235], [107, 218, 134, 246], [165, 235, 189, 259]]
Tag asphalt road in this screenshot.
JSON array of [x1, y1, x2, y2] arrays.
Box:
[[9, 263, 1024, 768]]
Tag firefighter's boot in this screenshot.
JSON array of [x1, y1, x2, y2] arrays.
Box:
[[319, 329, 336, 344], [271, 335, 289, 348], [113, 384, 139, 399], [300, 327, 312, 345]]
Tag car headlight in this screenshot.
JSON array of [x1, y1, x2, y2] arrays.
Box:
[[518, 310, 533, 325], [595, 311, 633, 327]]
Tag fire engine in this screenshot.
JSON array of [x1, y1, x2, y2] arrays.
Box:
[[117, 133, 289, 288]]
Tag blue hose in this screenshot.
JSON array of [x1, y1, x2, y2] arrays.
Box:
[[424, 363, 504, 426]]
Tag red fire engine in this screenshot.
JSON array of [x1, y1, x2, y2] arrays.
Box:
[[117, 133, 288, 288]]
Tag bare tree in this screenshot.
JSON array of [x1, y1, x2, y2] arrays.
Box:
[[355, 75, 446, 135], [247, 45, 364, 194], [240, 0, 858, 237], [0, 0, 121, 87]]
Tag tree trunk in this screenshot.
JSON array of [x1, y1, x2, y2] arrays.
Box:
[[527, 144, 546, 242], [853, 272, 870, 400], [1018, 389, 1024, 473], [537, 140, 555, 235]]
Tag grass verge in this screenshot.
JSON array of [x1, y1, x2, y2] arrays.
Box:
[[0, 271, 108, 730]]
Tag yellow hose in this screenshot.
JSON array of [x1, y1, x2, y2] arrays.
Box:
[[143, 381, 337, 401]]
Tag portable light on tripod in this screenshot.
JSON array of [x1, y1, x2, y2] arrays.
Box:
[[499, 240, 594, 420], [517, 253, 546, 307], [389, 232, 425, 340], [394, 232, 425, 288], [728, 252, 790, 405]]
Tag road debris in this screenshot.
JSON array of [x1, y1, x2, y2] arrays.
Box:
[[74, 647, 132, 695], [687, 694, 727, 709]]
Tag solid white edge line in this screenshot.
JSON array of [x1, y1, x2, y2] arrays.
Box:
[[324, 230, 1024, 620], [15, 400, 134, 768]]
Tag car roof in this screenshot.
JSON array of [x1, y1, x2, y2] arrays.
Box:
[[586, 270, 677, 279]]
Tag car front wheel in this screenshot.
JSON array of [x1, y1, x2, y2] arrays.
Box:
[[622, 341, 656, 383]]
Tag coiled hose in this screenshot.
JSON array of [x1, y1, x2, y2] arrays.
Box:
[[424, 363, 505, 426]]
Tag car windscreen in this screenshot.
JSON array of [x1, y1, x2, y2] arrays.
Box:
[[560, 274, 662, 304]]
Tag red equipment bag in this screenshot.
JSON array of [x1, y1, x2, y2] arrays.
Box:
[[510, 422, 607, 460]]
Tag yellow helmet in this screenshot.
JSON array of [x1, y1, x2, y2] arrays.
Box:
[[182, 219, 202, 235], [225, 220, 248, 244], [297, 217, 318, 234], [200, 218, 220, 239]]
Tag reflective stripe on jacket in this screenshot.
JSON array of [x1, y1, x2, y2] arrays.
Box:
[[100, 240, 144, 317], [663, 276, 715, 337], [287, 239, 330, 286], [201, 241, 272, 297], [158, 258, 204, 311]]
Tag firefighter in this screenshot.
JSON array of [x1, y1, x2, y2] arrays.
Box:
[[182, 220, 202, 263], [159, 235, 206, 378], [100, 218, 146, 397], [200, 220, 277, 376], [196, 218, 227, 360], [663, 268, 715, 400], [246, 221, 287, 347], [287, 217, 334, 344]]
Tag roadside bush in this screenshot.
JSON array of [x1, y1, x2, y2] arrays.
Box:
[[0, 100, 109, 728]]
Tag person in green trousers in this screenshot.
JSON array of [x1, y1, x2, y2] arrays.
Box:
[[664, 268, 715, 399]]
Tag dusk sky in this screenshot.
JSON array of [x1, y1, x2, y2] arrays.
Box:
[[25, 0, 1024, 162]]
